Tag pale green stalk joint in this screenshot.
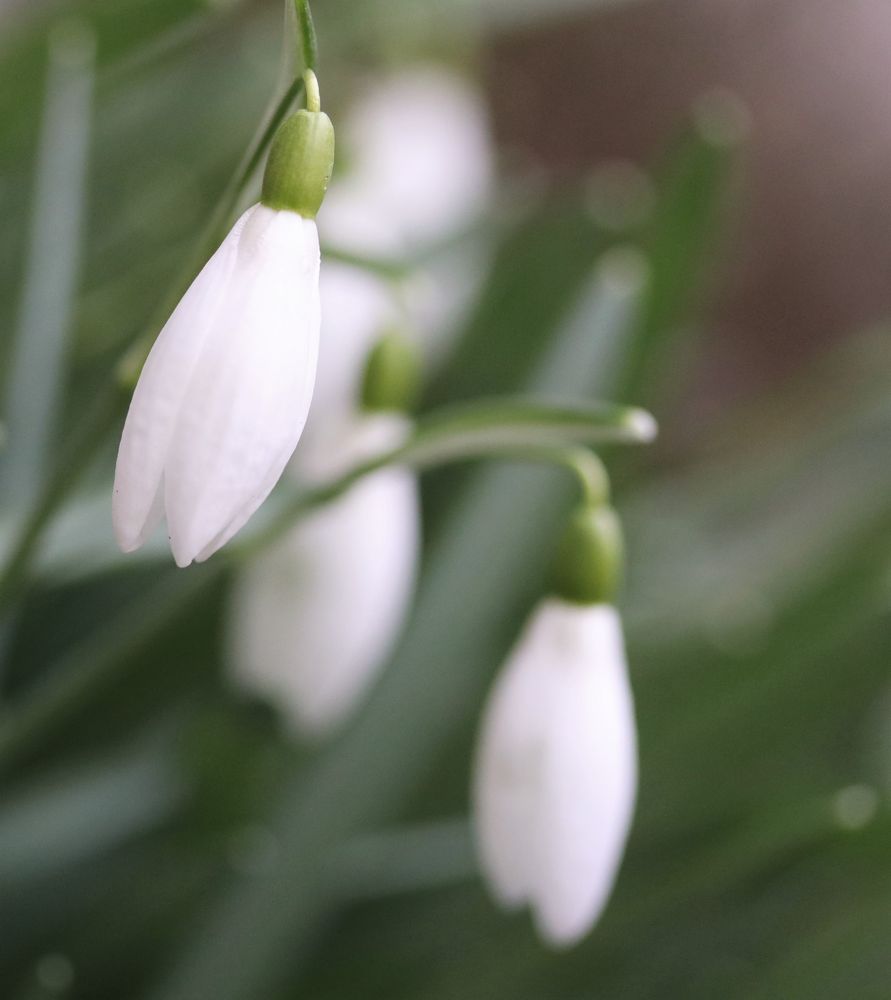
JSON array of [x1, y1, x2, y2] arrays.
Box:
[[260, 103, 334, 219], [361, 331, 422, 414], [551, 503, 624, 605], [303, 68, 321, 113]]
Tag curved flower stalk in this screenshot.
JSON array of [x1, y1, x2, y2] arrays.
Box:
[[473, 503, 638, 947], [113, 75, 334, 567], [229, 412, 419, 738]]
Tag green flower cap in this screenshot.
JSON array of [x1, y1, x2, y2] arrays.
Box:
[[260, 108, 335, 219], [360, 331, 422, 415], [551, 503, 624, 605]]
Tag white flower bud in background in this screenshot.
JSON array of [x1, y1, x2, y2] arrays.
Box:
[[228, 413, 419, 738], [473, 503, 638, 947], [113, 89, 335, 567], [229, 319, 422, 738], [294, 263, 396, 480], [473, 600, 637, 947], [322, 66, 492, 252], [320, 66, 495, 363]]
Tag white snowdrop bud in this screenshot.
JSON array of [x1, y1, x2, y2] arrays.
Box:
[[112, 100, 335, 567], [473, 599, 638, 947], [321, 66, 492, 254], [228, 414, 419, 738], [294, 263, 397, 481], [318, 66, 495, 364]]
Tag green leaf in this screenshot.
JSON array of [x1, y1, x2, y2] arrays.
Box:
[[0, 22, 95, 509], [613, 92, 747, 404], [0, 731, 182, 887], [294, 0, 318, 72], [425, 198, 608, 407]]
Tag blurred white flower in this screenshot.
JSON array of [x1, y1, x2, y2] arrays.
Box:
[[320, 66, 495, 361], [229, 414, 419, 738], [295, 263, 396, 479], [113, 204, 320, 567], [473, 599, 637, 948], [322, 66, 492, 253]]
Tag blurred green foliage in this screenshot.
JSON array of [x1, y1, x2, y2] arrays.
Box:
[[1, 1, 889, 999]]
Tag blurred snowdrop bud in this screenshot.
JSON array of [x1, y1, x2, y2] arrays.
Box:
[[320, 66, 495, 362], [113, 97, 335, 567], [230, 329, 421, 736], [322, 66, 492, 253], [295, 263, 397, 479], [229, 412, 419, 738], [473, 504, 637, 947]]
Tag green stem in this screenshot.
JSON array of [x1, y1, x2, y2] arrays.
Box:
[[232, 398, 652, 559], [232, 444, 607, 562], [302, 68, 320, 113], [555, 447, 610, 506]]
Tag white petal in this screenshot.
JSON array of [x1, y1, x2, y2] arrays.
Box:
[[229, 415, 418, 737], [531, 603, 637, 947], [163, 207, 320, 567], [112, 209, 250, 552], [473, 600, 638, 947], [472, 607, 559, 908]]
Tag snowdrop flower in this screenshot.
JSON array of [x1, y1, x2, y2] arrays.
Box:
[[322, 66, 492, 253], [229, 332, 421, 738], [473, 504, 637, 947], [319, 65, 494, 363], [113, 78, 335, 567], [295, 263, 397, 479]]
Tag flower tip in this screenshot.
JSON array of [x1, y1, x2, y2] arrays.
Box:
[[485, 877, 527, 913], [533, 909, 594, 951], [111, 507, 146, 556], [115, 536, 140, 556], [169, 534, 197, 569]]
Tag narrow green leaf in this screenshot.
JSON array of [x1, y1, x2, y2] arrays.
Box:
[[425, 199, 607, 407], [0, 21, 95, 508], [0, 733, 182, 886], [0, 569, 213, 775], [330, 820, 476, 901], [295, 0, 318, 71], [613, 91, 747, 404]]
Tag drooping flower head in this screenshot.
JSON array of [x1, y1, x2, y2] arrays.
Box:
[[229, 329, 422, 738], [473, 502, 638, 947], [113, 76, 335, 567]]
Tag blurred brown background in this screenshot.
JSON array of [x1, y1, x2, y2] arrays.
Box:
[[487, 0, 891, 405]]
